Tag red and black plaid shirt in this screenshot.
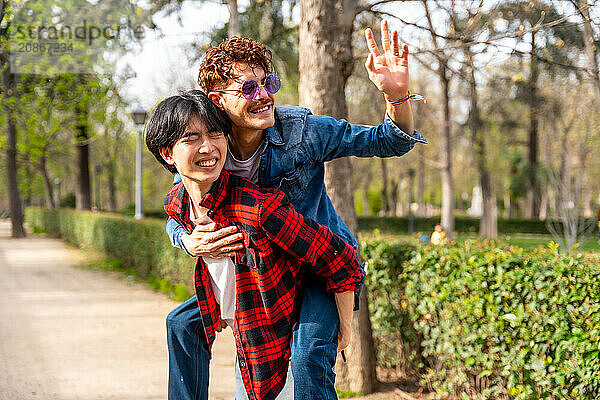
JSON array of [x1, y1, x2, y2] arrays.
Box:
[[164, 171, 363, 400]]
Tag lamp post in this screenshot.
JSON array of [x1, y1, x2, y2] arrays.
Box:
[[131, 107, 147, 219], [54, 178, 61, 209]]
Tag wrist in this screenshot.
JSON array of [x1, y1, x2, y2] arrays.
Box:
[[386, 91, 426, 106], [384, 90, 409, 103], [180, 234, 193, 256]]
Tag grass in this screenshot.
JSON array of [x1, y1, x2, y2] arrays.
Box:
[[359, 231, 600, 253], [335, 388, 363, 398]]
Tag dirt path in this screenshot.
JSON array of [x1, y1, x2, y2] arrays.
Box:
[[0, 220, 235, 400]]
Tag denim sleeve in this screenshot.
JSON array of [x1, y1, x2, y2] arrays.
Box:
[[304, 113, 427, 163], [166, 216, 186, 250], [166, 172, 185, 250]]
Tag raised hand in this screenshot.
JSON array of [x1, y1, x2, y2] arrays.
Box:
[[364, 20, 410, 102]]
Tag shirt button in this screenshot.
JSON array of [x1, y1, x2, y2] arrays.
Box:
[[239, 359, 246, 367]]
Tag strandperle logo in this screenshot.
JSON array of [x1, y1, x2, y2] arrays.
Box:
[[11, 20, 144, 46], [8, 0, 147, 75]]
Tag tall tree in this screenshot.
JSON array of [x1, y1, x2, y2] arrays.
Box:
[[74, 74, 91, 210], [1, 0, 25, 237], [299, 0, 377, 393], [419, 0, 456, 238], [572, 0, 600, 98], [492, 1, 585, 218], [453, 3, 498, 237]]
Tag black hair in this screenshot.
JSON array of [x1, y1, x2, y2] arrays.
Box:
[[145, 90, 232, 173]]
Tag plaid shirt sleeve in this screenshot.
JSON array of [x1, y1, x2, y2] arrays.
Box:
[[259, 190, 364, 293]]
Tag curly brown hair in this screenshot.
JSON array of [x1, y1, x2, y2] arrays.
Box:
[[198, 37, 274, 93]]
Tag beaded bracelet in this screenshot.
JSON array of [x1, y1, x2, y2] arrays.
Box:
[[388, 91, 426, 105]]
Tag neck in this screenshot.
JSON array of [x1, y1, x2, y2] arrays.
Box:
[[181, 176, 212, 215], [229, 126, 265, 160]]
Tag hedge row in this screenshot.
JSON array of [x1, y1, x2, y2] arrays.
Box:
[[363, 239, 600, 399], [119, 212, 593, 236], [27, 208, 600, 398], [25, 208, 196, 296], [357, 215, 598, 235]]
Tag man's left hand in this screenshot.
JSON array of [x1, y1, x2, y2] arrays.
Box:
[[364, 19, 410, 102]]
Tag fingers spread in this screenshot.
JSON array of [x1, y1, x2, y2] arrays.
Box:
[[364, 28, 381, 57], [364, 53, 375, 72], [401, 44, 409, 60], [392, 30, 400, 56], [381, 20, 391, 53]]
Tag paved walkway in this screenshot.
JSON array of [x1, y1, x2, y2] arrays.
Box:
[[0, 220, 235, 400]]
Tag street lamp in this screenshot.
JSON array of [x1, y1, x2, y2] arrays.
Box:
[[54, 178, 61, 209], [131, 107, 147, 219]]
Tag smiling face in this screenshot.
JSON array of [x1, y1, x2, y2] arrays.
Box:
[[211, 63, 276, 133], [160, 113, 227, 194]]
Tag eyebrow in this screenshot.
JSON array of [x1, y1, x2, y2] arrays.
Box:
[[181, 130, 201, 138]]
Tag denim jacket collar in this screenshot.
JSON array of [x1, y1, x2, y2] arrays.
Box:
[[264, 106, 312, 147]]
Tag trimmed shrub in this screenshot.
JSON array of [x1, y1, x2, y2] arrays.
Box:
[[357, 216, 598, 236], [25, 208, 196, 295], [362, 240, 422, 374], [363, 239, 600, 399]]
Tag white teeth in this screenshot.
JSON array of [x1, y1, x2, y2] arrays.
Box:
[[197, 159, 217, 167], [252, 105, 270, 113]]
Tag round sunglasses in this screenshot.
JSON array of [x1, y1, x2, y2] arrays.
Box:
[[214, 73, 281, 100]]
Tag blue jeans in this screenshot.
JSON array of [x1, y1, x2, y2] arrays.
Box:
[[166, 282, 339, 400], [167, 296, 210, 400]]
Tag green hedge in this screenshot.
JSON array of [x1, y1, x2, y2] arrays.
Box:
[[27, 208, 600, 398], [357, 215, 598, 235], [25, 208, 196, 296], [363, 239, 600, 399]]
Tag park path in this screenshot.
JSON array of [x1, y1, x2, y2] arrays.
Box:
[[0, 220, 235, 400]]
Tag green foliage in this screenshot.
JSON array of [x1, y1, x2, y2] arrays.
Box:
[[32, 226, 47, 234], [357, 216, 598, 236], [25, 208, 196, 298], [362, 240, 421, 372], [363, 239, 600, 399], [335, 388, 363, 398], [60, 192, 76, 208]]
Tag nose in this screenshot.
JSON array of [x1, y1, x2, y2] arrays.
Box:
[[255, 83, 270, 100], [197, 134, 216, 153]]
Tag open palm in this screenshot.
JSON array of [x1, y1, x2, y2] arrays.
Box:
[[364, 20, 410, 102]]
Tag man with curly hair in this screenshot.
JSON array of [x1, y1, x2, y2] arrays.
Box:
[[165, 20, 427, 400]]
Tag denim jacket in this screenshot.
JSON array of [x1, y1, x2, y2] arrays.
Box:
[[166, 106, 427, 252]]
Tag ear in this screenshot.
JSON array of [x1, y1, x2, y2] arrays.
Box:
[[159, 147, 175, 166], [208, 92, 225, 110]]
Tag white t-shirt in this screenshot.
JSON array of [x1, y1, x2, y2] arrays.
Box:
[[187, 140, 265, 328], [223, 139, 266, 183], [189, 200, 236, 328]]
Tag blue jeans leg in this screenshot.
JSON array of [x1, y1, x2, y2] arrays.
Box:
[[167, 295, 210, 400], [291, 282, 339, 400]]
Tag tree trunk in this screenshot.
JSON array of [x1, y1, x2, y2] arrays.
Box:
[[39, 155, 56, 209], [75, 77, 92, 210], [362, 166, 371, 216], [417, 145, 425, 216], [390, 179, 398, 217], [299, 0, 376, 393], [439, 64, 455, 238], [577, 0, 600, 99], [525, 32, 539, 219], [466, 49, 497, 238], [380, 159, 389, 215], [107, 162, 117, 212], [227, 0, 241, 37], [1, 52, 26, 237]]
